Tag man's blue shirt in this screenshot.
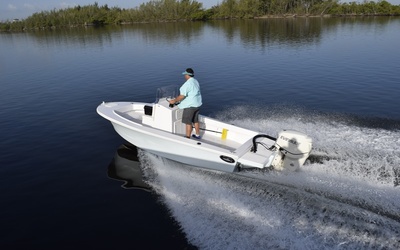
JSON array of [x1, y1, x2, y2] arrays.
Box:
[[178, 77, 202, 109]]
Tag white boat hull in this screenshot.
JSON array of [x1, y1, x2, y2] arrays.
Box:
[[111, 121, 238, 172]]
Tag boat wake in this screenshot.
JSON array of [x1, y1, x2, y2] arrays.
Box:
[[137, 106, 400, 249]]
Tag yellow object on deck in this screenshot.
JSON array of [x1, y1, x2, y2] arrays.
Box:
[[221, 128, 228, 140]]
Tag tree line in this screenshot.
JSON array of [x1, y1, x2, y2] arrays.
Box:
[[1, 0, 399, 32]]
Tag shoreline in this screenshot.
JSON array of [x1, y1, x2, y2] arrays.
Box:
[[1, 14, 399, 32]]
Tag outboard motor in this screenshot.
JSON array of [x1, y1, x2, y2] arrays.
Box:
[[267, 130, 312, 171]]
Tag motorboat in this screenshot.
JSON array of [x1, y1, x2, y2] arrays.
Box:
[[97, 86, 313, 173]]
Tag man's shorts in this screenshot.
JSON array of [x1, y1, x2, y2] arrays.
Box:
[[182, 107, 200, 125]]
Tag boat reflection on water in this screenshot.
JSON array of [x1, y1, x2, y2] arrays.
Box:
[[107, 143, 151, 191]]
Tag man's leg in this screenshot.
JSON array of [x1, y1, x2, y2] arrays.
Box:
[[194, 122, 200, 135], [193, 108, 200, 136], [186, 124, 192, 138]]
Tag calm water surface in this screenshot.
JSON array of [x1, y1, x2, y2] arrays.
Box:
[[1, 18, 400, 249]]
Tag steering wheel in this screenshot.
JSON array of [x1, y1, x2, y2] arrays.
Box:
[[166, 97, 178, 108]]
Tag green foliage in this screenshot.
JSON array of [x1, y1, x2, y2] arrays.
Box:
[[0, 1, 204, 31], [325, 0, 398, 15], [1, 0, 399, 32]]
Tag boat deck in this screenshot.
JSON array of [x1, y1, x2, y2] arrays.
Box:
[[116, 108, 251, 153], [193, 131, 244, 152], [117, 110, 143, 123]]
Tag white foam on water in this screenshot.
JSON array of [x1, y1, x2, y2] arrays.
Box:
[[138, 106, 400, 249]]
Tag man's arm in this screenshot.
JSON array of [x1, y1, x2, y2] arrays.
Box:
[[169, 94, 185, 104]]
